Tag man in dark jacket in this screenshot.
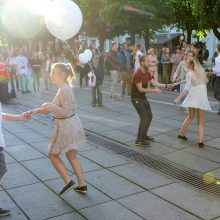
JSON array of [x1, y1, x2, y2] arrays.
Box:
[[106, 43, 120, 99], [119, 43, 132, 96], [91, 57, 104, 107]]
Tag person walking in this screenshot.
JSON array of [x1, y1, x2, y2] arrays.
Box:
[[131, 56, 173, 147], [29, 63, 87, 195], [6, 50, 19, 97], [177, 57, 211, 147], [134, 44, 143, 72], [91, 57, 104, 107], [118, 43, 132, 96], [15, 49, 30, 94], [147, 48, 159, 83], [43, 53, 52, 90], [0, 102, 31, 217], [170, 47, 183, 81], [213, 44, 220, 115], [161, 47, 172, 84], [106, 43, 121, 99], [30, 52, 42, 93]]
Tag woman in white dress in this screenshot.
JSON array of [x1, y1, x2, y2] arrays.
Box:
[[177, 57, 211, 148]]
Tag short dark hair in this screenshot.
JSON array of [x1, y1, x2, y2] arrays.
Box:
[[136, 44, 141, 50], [112, 42, 117, 47], [139, 55, 146, 65]]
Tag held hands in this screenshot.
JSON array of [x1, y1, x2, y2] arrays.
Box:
[[154, 88, 162, 95], [19, 112, 32, 122]]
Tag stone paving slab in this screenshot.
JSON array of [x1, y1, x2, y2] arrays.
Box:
[[84, 121, 114, 133], [100, 130, 136, 143], [127, 141, 177, 156], [3, 131, 25, 147], [151, 183, 220, 220], [110, 163, 173, 189], [5, 144, 46, 162], [80, 200, 143, 220], [162, 150, 220, 173], [60, 154, 103, 173], [205, 137, 220, 149], [4, 151, 16, 164], [1, 163, 39, 189], [0, 191, 28, 220], [45, 178, 111, 210], [14, 131, 49, 143], [153, 133, 195, 149], [48, 212, 86, 220], [79, 149, 131, 168], [22, 158, 64, 181], [118, 191, 200, 220], [7, 183, 73, 220], [85, 169, 144, 199], [184, 146, 220, 164], [29, 140, 50, 155]]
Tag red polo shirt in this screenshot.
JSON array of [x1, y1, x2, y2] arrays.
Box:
[[131, 68, 153, 99], [0, 62, 9, 81]]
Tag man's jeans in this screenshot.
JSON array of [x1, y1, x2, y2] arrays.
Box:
[[110, 70, 119, 97], [214, 76, 220, 112], [131, 98, 153, 141], [20, 74, 29, 92], [92, 85, 102, 105]]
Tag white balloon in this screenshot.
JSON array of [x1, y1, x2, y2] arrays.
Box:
[[84, 49, 93, 61], [79, 53, 88, 64], [45, 0, 83, 40], [180, 36, 184, 41]]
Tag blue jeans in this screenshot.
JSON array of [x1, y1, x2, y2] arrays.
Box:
[[92, 85, 102, 105], [131, 98, 153, 141], [20, 74, 29, 92]]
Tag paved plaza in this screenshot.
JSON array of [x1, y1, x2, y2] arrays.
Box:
[[1, 76, 220, 220]]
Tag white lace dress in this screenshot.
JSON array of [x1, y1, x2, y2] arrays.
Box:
[[181, 71, 211, 111], [42, 84, 86, 154]]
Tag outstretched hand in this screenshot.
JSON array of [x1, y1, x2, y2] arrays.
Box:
[[19, 112, 32, 122]]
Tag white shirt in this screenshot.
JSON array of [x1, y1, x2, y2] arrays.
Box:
[[15, 55, 29, 75], [134, 50, 143, 71], [0, 103, 5, 148], [213, 54, 220, 76]]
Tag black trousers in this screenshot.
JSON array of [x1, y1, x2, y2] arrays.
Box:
[[131, 98, 153, 141], [214, 76, 220, 111]]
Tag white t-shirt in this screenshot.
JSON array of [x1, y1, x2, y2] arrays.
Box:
[[15, 56, 29, 75], [134, 50, 143, 71], [0, 103, 5, 148]]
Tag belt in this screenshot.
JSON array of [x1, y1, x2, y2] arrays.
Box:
[[0, 147, 3, 151], [52, 114, 75, 121]]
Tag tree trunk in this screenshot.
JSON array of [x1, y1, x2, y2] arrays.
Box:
[[186, 29, 192, 44], [99, 37, 105, 51], [213, 28, 220, 41], [145, 28, 150, 51], [130, 34, 135, 45]]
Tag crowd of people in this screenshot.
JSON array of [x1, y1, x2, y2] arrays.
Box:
[[0, 40, 220, 217]]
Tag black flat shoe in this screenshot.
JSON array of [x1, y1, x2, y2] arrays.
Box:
[[59, 180, 75, 196], [74, 185, 87, 193], [198, 142, 204, 148], [177, 135, 187, 140]]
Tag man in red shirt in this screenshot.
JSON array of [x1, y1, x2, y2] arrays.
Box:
[[131, 56, 173, 147]]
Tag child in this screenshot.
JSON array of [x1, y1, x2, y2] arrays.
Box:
[[0, 103, 30, 217], [91, 57, 104, 107], [29, 63, 87, 195]]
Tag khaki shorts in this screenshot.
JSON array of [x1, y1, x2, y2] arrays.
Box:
[[0, 149, 7, 175]]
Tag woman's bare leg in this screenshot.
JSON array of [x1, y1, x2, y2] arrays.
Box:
[[179, 108, 195, 136], [197, 109, 205, 143], [66, 150, 86, 187], [48, 153, 71, 185]]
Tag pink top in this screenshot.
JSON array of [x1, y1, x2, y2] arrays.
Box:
[[147, 54, 158, 72]]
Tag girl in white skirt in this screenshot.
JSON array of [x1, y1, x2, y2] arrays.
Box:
[[29, 63, 87, 195], [177, 57, 211, 148]]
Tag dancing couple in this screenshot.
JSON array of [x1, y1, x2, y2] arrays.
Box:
[[0, 63, 87, 217]]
